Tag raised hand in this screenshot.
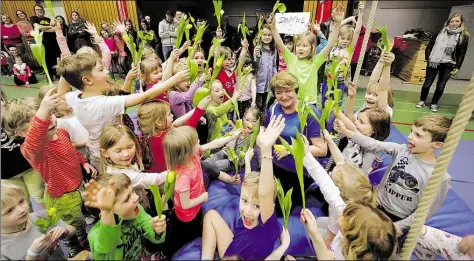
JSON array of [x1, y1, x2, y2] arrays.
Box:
[[173, 69, 190, 83], [83, 163, 98, 179], [84, 179, 116, 212], [280, 227, 291, 248], [300, 208, 321, 240], [241, 39, 249, 49], [334, 118, 351, 137], [257, 115, 286, 150], [152, 215, 166, 234], [347, 81, 357, 97], [232, 173, 241, 184], [84, 21, 98, 36], [112, 21, 126, 34], [29, 233, 54, 256], [40, 88, 61, 113], [332, 5, 345, 24], [197, 96, 212, 110], [48, 226, 68, 242]]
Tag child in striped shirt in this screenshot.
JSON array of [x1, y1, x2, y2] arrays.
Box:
[[2, 89, 97, 257]]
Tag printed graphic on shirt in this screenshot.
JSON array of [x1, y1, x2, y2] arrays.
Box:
[[117, 223, 146, 260], [1, 130, 20, 151], [342, 140, 364, 169], [220, 122, 231, 136], [385, 156, 420, 202]]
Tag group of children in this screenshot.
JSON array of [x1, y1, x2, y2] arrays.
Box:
[[1, 3, 473, 261]]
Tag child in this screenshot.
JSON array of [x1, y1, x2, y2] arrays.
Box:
[[321, 2, 365, 107], [2, 89, 97, 257], [141, 57, 168, 101], [56, 53, 189, 171], [137, 96, 209, 173], [307, 131, 377, 246], [13, 57, 37, 87], [334, 114, 452, 231], [300, 202, 398, 260], [345, 51, 395, 121], [101, 29, 120, 80], [270, 7, 343, 104], [166, 57, 209, 118], [204, 107, 260, 173], [235, 40, 256, 117], [99, 124, 168, 188], [162, 125, 241, 256], [214, 46, 237, 101], [38, 85, 89, 157], [1, 183, 78, 260], [277, 36, 293, 72], [201, 115, 284, 260], [193, 48, 207, 77], [207, 80, 242, 142], [84, 174, 167, 260], [253, 24, 277, 111], [331, 108, 391, 174], [1, 51, 12, 76]]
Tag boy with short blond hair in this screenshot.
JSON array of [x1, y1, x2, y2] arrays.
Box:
[[84, 174, 167, 260], [335, 114, 452, 230], [2, 89, 97, 257], [56, 53, 189, 170]]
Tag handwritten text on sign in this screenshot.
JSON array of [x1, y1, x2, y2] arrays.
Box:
[[275, 12, 311, 35]]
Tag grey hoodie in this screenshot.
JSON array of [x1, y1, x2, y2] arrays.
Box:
[[158, 18, 178, 46]]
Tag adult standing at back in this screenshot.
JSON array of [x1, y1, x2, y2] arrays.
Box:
[[67, 11, 92, 53], [30, 4, 61, 80], [159, 10, 178, 61], [1, 15, 23, 54], [416, 13, 469, 112]]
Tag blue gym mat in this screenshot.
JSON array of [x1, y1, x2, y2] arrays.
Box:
[[172, 125, 474, 260]]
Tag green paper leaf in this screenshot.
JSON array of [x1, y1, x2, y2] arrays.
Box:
[[175, 14, 189, 49], [213, 0, 223, 28], [193, 88, 210, 107], [278, 136, 293, 154], [278, 3, 287, 13], [148, 185, 163, 218], [44, 0, 55, 18], [188, 59, 199, 84], [235, 119, 243, 130], [272, 0, 281, 14], [248, 119, 260, 149]]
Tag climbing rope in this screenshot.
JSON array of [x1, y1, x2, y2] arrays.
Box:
[[399, 73, 474, 259], [325, 1, 378, 172]]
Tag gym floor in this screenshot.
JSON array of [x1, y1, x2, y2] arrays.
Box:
[[2, 74, 473, 211]]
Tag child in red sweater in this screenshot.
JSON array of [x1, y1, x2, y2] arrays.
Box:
[[2, 88, 97, 257], [214, 46, 237, 102]]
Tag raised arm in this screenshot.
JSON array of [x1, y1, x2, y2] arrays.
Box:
[[344, 81, 357, 122], [236, 40, 249, 76], [173, 96, 210, 127], [269, 15, 289, 55], [162, 49, 179, 82], [201, 130, 241, 152], [322, 130, 346, 166], [320, 7, 344, 57], [257, 115, 285, 223], [350, 2, 365, 48], [124, 70, 189, 107]]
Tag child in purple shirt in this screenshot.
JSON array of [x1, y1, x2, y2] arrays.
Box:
[[201, 115, 285, 260]]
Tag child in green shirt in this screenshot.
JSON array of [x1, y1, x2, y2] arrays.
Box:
[[206, 80, 241, 142], [84, 174, 166, 260]]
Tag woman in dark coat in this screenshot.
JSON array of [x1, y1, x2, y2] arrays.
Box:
[[67, 11, 92, 53], [416, 13, 470, 112]]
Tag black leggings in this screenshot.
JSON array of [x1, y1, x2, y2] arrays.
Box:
[[14, 73, 38, 85], [419, 63, 455, 105], [273, 163, 313, 217]]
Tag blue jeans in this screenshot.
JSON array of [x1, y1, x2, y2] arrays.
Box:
[[321, 81, 345, 107], [162, 45, 173, 61]]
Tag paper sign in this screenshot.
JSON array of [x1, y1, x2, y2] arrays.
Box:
[[275, 12, 311, 35]]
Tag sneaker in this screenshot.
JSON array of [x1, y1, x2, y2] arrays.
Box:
[[430, 104, 438, 112], [416, 101, 425, 108]]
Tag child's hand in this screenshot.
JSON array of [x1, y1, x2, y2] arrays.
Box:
[[358, 1, 365, 10], [152, 215, 166, 234], [347, 81, 357, 97], [332, 6, 345, 24], [84, 21, 98, 36], [169, 49, 180, 63], [280, 227, 291, 248], [40, 88, 61, 113], [257, 115, 285, 151], [245, 148, 254, 163], [126, 65, 139, 80], [267, 14, 276, 28], [275, 149, 289, 160], [322, 129, 332, 143], [48, 226, 68, 242], [284, 255, 296, 261], [300, 208, 321, 240], [83, 163, 98, 179], [197, 96, 212, 110], [254, 45, 262, 58], [232, 90, 243, 101], [199, 68, 211, 82], [459, 235, 474, 259], [172, 69, 190, 84], [334, 118, 351, 137], [199, 117, 207, 125], [241, 39, 249, 49], [183, 40, 191, 50], [230, 129, 243, 140], [301, 134, 311, 155], [380, 51, 395, 65], [29, 233, 53, 256], [216, 27, 223, 39], [200, 192, 209, 202], [84, 179, 116, 213], [112, 21, 126, 34], [232, 173, 241, 184]]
